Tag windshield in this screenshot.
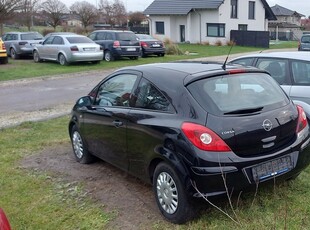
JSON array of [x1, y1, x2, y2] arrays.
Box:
[[188, 73, 289, 115]]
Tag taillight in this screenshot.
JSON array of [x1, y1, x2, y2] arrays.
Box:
[[141, 41, 148, 48], [181, 122, 231, 152], [70, 46, 79, 51], [1, 43, 5, 50], [296, 105, 308, 133], [19, 41, 28, 45], [113, 41, 120, 48]]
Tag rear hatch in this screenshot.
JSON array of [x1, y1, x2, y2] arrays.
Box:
[[187, 72, 298, 157], [116, 32, 140, 54], [21, 33, 43, 47]]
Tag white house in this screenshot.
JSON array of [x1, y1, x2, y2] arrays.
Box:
[[144, 0, 276, 44]]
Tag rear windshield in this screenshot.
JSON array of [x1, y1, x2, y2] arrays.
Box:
[[67, 37, 94, 44], [115, 32, 138, 41], [21, 33, 43, 40], [188, 73, 289, 115]]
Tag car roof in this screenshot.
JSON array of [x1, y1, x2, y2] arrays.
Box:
[[231, 51, 310, 62], [92, 30, 134, 33], [120, 62, 264, 86], [5, 31, 40, 34]]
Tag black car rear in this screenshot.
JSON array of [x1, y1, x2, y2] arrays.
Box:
[[88, 30, 140, 61]]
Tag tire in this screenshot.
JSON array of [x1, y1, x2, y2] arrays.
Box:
[[70, 125, 95, 164], [33, 51, 41, 63], [10, 48, 19, 59], [153, 162, 195, 224], [104, 50, 114, 61], [141, 50, 147, 58], [59, 53, 68, 66], [157, 53, 165, 57]]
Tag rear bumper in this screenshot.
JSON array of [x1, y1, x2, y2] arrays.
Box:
[[142, 47, 165, 55], [69, 52, 103, 62], [0, 51, 7, 57], [112, 46, 140, 58], [188, 136, 310, 197]]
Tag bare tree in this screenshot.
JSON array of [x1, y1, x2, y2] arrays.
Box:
[[0, 0, 23, 34], [99, 0, 127, 27], [41, 0, 68, 30], [19, 0, 41, 31], [112, 0, 127, 26], [128, 11, 146, 26], [99, 0, 114, 25], [70, 1, 98, 31]]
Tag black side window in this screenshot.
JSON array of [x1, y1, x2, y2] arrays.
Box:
[[96, 32, 105, 40], [105, 33, 113, 40], [95, 74, 138, 107], [134, 78, 171, 112]]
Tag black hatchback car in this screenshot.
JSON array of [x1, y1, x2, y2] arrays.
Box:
[[69, 62, 310, 224], [88, 30, 140, 61]]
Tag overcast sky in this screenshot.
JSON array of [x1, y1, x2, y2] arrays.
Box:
[[65, 0, 310, 17]]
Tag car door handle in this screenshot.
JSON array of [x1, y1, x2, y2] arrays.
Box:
[[113, 120, 123, 127]]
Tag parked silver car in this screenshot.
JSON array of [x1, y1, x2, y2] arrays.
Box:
[[33, 34, 103, 65], [2, 31, 43, 59], [298, 34, 310, 51], [229, 52, 310, 120]]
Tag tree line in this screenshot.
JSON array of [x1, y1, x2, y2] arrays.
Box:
[[0, 0, 147, 35]]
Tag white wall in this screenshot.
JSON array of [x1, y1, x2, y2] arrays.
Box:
[[149, 0, 269, 44]]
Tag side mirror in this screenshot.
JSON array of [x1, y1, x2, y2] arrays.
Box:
[[77, 96, 93, 107]]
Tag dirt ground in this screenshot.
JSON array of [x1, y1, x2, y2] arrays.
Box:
[[21, 143, 172, 229]]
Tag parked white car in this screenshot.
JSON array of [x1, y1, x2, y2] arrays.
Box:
[[230, 51, 310, 120], [33, 34, 103, 65]]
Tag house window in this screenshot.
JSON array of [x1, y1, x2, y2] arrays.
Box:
[[249, 1, 255, 19], [155, 21, 165, 35], [207, 23, 225, 37], [238, 24, 248, 31], [231, 0, 238, 18]]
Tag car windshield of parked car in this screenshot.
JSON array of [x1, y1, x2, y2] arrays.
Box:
[[187, 73, 289, 115], [301, 35, 310, 43], [116, 32, 138, 41], [66, 37, 94, 44], [21, 33, 43, 40]]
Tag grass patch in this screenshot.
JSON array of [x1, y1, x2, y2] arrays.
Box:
[[0, 42, 297, 81], [0, 117, 110, 229]]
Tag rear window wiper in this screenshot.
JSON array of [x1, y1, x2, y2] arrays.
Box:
[[224, 106, 264, 115]]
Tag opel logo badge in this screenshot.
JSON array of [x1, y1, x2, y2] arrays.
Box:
[[262, 119, 273, 131]]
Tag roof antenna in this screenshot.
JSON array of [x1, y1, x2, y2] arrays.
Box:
[[222, 40, 235, 70]]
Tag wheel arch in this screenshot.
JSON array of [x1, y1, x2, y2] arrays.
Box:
[[148, 150, 190, 186]]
